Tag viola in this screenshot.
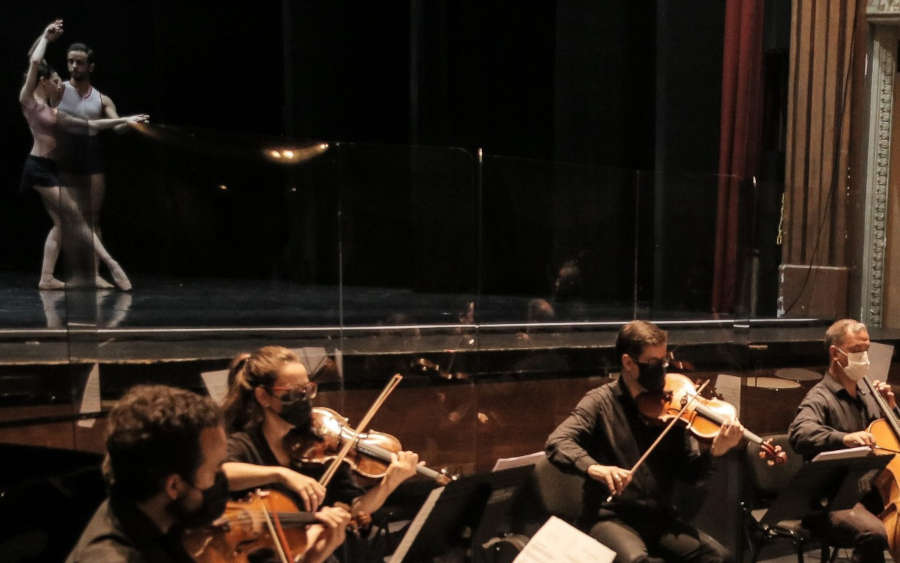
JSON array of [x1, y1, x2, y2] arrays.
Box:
[[285, 406, 455, 485], [182, 489, 318, 563], [636, 372, 786, 465]]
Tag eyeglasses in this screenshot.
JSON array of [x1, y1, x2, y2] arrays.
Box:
[[636, 359, 669, 370], [269, 382, 318, 402]]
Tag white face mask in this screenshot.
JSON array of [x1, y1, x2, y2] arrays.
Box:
[[838, 348, 870, 382]]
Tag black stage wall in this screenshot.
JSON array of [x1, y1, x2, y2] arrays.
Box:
[[3, 2, 741, 314]]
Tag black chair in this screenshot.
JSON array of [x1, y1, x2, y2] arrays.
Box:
[[507, 454, 586, 536], [740, 434, 838, 563], [479, 455, 586, 563]]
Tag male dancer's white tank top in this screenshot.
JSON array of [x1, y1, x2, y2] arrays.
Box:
[[58, 82, 103, 136]]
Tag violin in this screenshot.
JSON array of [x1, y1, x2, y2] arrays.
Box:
[[636, 372, 787, 465], [182, 489, 319, 563], [285, 406, 455, 485]]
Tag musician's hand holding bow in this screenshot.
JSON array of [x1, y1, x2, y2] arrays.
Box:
[[588, 464, 632, 497], [710, 417, 744, 456], [305, 505, 351, 563], [278, 466, 326, 512], [843, 430, 877, 448]]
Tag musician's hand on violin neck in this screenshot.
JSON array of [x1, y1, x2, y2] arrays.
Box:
[[710, 418, 744, 457], [305, 506, 352, 563], [384, 450, 420, 486], [314, 505, 351, 529], [587, 464, 632, 497], [843, 430, 877, 448], [874, 380, 897, 409], [277, 466, 326, 511]]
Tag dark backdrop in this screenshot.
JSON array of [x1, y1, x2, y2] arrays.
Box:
[[3, 1, 737, 317]]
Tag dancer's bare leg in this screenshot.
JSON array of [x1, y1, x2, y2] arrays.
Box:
[[87, 173, 107, 281], [39, 290, 65, 327], [33, 187, 64, 289], [34, 185, 131, 291], [39, 225, 64, 289], [62, 173, 108, 287]]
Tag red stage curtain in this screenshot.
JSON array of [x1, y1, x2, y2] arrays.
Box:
[[711, 0, 765, 314]]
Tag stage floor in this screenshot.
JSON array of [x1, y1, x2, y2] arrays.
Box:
[[1, 272, 897, 366]]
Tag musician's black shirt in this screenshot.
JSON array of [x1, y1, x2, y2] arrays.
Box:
[[65, 495, 192, 563], [789, 373, 884, 461], [227, 425, 364, 508], [546, 377, 713, 524]]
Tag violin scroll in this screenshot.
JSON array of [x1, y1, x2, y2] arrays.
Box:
[[758, 439, 787, 466]]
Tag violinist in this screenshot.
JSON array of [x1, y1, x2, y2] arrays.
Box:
[[66, 385, 228, 563], [220, 347, 420, 555], [788, 319, 892, 563], [545, 320, 743, 563]]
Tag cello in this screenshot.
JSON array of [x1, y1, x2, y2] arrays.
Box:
[[861, 375, 900, 561]]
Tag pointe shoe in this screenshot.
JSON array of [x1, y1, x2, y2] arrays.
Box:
[[95, 276, 115, 289], [38, 276, 66, 290], [109, 263, 132, 291]]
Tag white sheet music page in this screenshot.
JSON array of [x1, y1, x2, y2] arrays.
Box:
[[868, 341, 894, 383], [201, 368, 230, 406], [513, 516, 615, 563], [77, 363, 101, 428], [811, 446, 874, 462], [492, 451, 545, 472]]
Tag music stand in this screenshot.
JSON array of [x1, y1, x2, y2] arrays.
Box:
[[387, 465, 533, 562], [761, 451, 893, 526]]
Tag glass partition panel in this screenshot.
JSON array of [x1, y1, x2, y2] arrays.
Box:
[[335, 143, 477, 329], [479, 155, 638, 325], [634, 170, 723, 320], [65, 127, 342, 367]]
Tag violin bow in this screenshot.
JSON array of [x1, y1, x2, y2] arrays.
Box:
[[605, 379, 710, 503], [255, 492, 293, 563], [318, 373, 404, 487]]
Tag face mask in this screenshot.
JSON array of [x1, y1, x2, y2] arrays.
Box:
[[838, 349, 870, 382], [636, 360, 667, 393], [170, 469, 229, 528], [278, 397, 312, 431]]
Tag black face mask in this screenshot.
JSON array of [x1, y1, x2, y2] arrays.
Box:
[[170, 469, 229, 528], [636, 360, 667, 393], [278, 397, 312, 432]]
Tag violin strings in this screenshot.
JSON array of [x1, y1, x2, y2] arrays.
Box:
[[222, 511, 317, 527]]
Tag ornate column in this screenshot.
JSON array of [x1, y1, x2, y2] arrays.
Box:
[[863, 1, 900, 326]]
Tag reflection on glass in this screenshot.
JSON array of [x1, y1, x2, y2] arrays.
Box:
[[40, 289, 132, 329]]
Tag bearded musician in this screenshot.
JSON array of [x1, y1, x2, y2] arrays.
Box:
[[546, 320, 743, 563]]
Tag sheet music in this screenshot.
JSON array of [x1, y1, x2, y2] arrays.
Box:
[[714, 374, 742, 419], [492, 451, 545, 472], [77, 363, 101, 428], [513, 516, 615, 563], [387, 485, 446, 563], [291, 347, 328, 376], [869, 341, 894, 383], [811, 446, 873, 463], [201, 368, 230, 405]]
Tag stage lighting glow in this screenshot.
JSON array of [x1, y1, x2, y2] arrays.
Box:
[[218, 185, 228, 191], [263, 143, 330, 164]]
